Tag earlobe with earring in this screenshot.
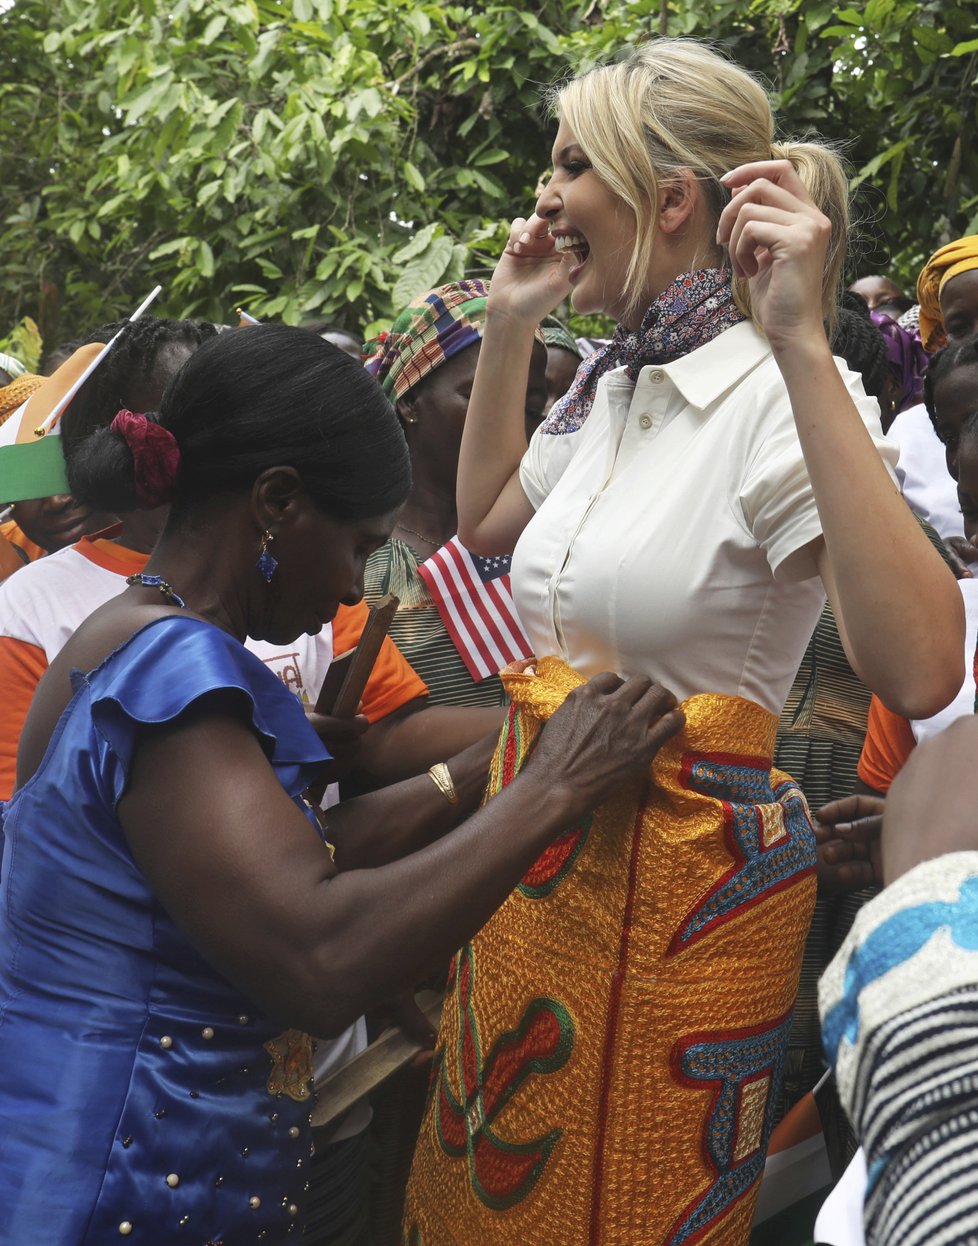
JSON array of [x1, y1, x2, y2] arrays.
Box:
[[257, 530, 278, 583]]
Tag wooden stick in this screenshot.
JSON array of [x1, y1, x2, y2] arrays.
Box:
[[311, 990, 444, 1132]]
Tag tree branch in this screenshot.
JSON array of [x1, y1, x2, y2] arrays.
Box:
[[387, 38, 481, 91]]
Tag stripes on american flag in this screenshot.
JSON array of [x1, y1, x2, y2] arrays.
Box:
[[417, 536, 533, 681]]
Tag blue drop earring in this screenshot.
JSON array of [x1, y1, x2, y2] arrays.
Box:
[[257, 530, 278, 583]]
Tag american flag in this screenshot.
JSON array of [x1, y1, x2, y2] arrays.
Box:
[[417, 536, 533, 681]]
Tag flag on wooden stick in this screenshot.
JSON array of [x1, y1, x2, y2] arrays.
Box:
[[417, 536, 533, 681], [0, 286, 162, 503]]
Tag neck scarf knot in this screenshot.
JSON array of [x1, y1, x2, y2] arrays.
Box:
[[540, 267, 745, 436]]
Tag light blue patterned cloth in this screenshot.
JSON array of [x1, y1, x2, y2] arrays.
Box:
[[819, 852, 978, 1245]]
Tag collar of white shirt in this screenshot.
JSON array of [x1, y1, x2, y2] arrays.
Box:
[[633, 319, 772, 411]]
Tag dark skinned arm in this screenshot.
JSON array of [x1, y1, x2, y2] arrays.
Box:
[[882, 715, 978, 885], [118, 673, 684, 1040], [325, 728, 498, 869], [344, 698, 506, 789]]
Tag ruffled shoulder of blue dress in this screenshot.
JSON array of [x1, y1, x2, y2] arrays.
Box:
[[78, 615, 329, 787]]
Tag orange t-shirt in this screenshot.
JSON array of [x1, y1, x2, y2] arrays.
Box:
[[0, 536, 426, 800], [0, 519, 45, 564], [333, 600, 427, 722], [0, 533, 30, 583], [856, 693, 917, 794]]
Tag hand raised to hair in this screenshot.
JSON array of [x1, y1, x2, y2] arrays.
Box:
[[529, 672, 685, 812], [487, 213, 573, 324], [716, 160, 831, 353]]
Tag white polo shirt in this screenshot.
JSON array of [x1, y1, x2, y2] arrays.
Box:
[[513, 320, 898, 715]]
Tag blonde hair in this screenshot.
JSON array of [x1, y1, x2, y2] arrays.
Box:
[[550, 39, 848, 333]]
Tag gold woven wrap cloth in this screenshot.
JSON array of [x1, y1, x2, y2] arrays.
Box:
[[404, 658, 817, 1246]]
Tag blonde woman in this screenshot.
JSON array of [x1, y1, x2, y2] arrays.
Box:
[[404, 39, 964, 1246]]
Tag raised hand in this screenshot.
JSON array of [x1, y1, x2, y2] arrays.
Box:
[[487, 212, 574, 324], [716, 160, 830, 352]]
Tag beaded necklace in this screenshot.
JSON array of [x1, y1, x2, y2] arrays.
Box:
[[126, 572, 187, 609]]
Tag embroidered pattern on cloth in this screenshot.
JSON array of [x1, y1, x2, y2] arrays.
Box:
[[669, 1011, 794, 1244], [431, 943, 574, 1211], [264, 1028, 314, 1102], [540, 267, 745, 436], [404, 658, 816, 1245], [671, 755, 815, 953]]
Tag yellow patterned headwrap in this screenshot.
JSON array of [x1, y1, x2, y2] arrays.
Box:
[[0, 373, 43, 427], [916, 235, 978, 352]]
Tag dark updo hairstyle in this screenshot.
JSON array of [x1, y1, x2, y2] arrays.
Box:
[[829, 292, 890, 402], [68, 324, 411, 523], [61, 316, 219, 466], [923, 332, 978, 432]]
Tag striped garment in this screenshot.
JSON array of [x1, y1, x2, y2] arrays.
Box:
[[819, 852, 978, 1245]]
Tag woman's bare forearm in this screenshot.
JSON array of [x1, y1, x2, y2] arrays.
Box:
[[780, 337, 963, 718], [456, 310, 537, 554]]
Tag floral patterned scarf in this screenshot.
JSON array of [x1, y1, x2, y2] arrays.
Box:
[[541, 267, 745, 435]]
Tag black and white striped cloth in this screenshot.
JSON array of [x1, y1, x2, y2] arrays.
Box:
[[819, 853, 978, 1245]]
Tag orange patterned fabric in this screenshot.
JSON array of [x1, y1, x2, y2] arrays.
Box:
[[0, 373, 43, 427], [404, 657, 817, 1245]]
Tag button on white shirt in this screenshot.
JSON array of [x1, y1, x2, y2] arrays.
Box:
[[513, 321, 898, 715]]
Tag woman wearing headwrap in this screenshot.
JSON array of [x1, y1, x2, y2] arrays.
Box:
[[886, 235, 978, 541], [365, 279, 548, 708], [869, 309, 928, 429], [916, 234, 978, 353]]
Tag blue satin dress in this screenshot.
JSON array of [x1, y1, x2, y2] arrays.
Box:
[[0, 616, 331, 1244]]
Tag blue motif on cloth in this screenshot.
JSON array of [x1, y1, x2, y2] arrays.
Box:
[[669, 756, 816, 955], [667, 1011, 794, 1244], [821, 875, 978, 1063]]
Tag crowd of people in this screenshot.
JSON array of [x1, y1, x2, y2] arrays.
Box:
[[0, 33, 977, 1246]]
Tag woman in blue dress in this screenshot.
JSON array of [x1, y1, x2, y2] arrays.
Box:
[[0, 324, 684, 1243]]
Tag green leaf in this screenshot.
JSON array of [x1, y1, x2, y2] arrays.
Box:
[[392, 223, 437, 264], [201, 14, 228, 44], [402, 160, 426, 193], [473, 147, 509, 166], [949, 37, 978, 56], [392, 236, 454, 307], [197, 239, 215, 278], [149, 238, 188, 260]]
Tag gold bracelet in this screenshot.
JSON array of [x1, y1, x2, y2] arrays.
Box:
[[427, 761, 459, 805]]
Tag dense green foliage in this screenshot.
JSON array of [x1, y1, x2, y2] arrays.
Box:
[[1, 0, 975, 344]]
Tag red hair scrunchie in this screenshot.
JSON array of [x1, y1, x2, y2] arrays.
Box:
[[109, 408, 181, 509]]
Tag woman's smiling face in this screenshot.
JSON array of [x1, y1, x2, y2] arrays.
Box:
[[536, 121, 641, 326]]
